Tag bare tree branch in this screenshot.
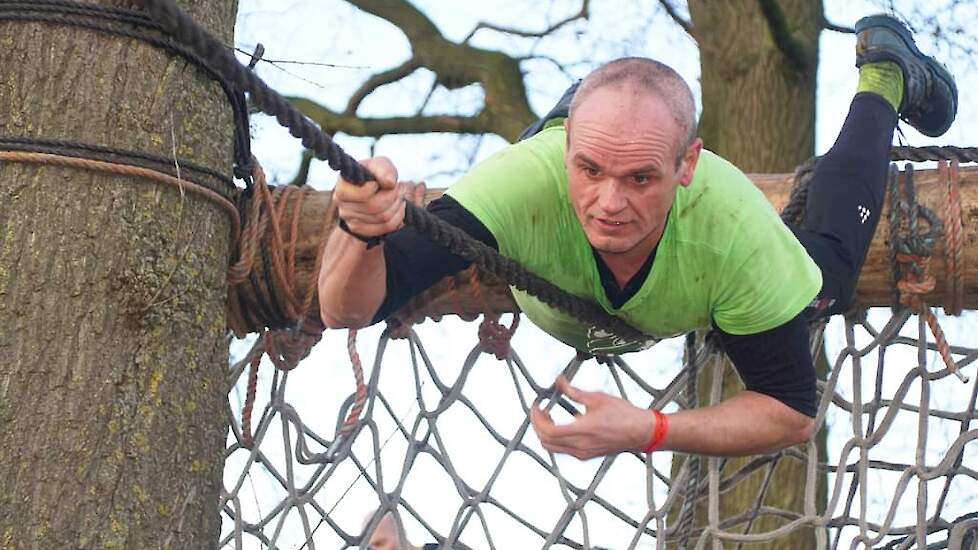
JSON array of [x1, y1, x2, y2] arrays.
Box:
[[285, 0, 537, 142], [462, 0, 590, 43], [820, 17, 855, 34], [289, 150, 314, 186], [344, 57, 421, 115], [657, 0, 694, 37], [345, 0, 443, 43], [757, 0, 811, 72], [515, 54, 586, 82], [414, 79, 440, 117], [289, 96, 505, 137]]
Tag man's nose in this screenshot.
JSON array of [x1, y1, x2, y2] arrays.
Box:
[[596, 179, 627, 213]]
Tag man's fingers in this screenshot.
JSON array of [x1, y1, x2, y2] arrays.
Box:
[[531, 406, 604, 459], [530, 406, 583, 441], [530, 407, 571, 440], [332, 157, 406, 239], [539, 442, 578, 456], [332, 156, 397, 202], [555, 376, 600, 407], [529, 407, 554, 432], [339, 187, 404, 219], [334, 178, 381, 203], [360, 156, 398, 190], [536, 434, 595, 460]]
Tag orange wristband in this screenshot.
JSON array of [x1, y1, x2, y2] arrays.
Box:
[[642, 409, 668, 453]]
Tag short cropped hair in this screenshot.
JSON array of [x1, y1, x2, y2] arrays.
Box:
[[568, 57, 698, 164]]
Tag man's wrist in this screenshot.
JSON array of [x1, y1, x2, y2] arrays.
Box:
[[337, 217, 385, 249], [641, 409, 669, 453]]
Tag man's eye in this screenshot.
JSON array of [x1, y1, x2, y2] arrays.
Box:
[[583, 167, 600, 177], [632, 175, 650, 185]]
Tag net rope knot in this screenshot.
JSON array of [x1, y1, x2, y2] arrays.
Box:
[[477, 313, 520, 360]]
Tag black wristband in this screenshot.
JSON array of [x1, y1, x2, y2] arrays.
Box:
[[337, 217, 385, 249]]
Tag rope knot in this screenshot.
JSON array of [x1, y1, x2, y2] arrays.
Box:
[[894, 252, 936, 311], [478, 313, 519, 360], [386, 319, 414, 340], [265, 326, 321, 371]]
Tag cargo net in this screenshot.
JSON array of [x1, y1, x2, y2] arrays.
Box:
[[219, 308, 977, 549], [220, 157, 977, 550]]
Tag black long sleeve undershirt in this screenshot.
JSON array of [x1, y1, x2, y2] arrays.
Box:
[[370, 195, 497, 323]]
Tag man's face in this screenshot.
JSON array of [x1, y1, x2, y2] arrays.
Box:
[[565, 86, 700, 264]]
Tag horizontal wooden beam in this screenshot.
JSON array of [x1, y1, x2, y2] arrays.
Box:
[[229, 163, 976, 334]]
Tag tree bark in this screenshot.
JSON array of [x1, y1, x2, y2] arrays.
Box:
[[686, 1, 824, 546], [0, 2, 235, 548], [691, 0, 821, 171]]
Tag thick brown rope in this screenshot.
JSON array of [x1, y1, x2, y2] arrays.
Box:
[[941, 160, 964, 316], [0, 150, 241, 243], [342, 329, 368, 437], [241, 342, 262, 449]]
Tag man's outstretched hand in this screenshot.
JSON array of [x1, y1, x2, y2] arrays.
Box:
[[530, 376, 657, 460]]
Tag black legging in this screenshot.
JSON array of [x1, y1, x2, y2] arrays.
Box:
[[792, 92, 897, 318]]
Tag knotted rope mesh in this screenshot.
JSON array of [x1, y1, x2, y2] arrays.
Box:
[[220, 158, 977, 550], [221, 307, 977, 549]]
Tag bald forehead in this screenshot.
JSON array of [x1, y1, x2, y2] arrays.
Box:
[[569, 85, 680, 140], [567, 58, 697, 152]]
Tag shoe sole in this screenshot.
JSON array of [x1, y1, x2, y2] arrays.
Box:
[[856, 15, 958, 135]]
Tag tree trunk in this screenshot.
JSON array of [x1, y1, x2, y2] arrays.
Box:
[[691, 0, 820, 170], [685, 1, 824, 547], [0, 2, 236, 548]]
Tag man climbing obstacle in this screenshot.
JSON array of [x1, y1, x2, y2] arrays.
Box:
[[319, 13, 956, 464]]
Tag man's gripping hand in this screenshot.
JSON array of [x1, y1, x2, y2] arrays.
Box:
[[333, 157, 404, 240], [530, 376, 657, 460]]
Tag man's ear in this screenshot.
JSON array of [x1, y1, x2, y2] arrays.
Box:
[[678, 138, 703, 187]]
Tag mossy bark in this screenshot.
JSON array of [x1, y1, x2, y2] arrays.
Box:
[[0, 1, 236, 548], [679, 1, 826, 548]]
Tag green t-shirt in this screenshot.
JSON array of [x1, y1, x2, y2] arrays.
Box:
[[447, 124, 821, 354]]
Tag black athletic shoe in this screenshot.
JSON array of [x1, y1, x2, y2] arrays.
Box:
[[855, 14, 957, 137]]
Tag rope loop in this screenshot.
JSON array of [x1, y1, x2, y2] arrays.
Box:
[[886, 162, 968, 383]]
